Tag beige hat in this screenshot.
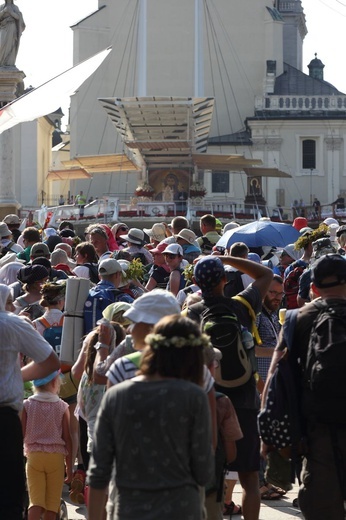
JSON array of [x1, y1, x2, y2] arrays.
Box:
[[0, 222, 12, 238], [3, 214, 20, 225], [175, 228, 197, 244], [144, 223, 166, 242]]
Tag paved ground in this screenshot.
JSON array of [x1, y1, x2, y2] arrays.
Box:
[[63, 481, 302, 519]]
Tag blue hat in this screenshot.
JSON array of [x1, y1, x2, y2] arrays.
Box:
[[194, 256, 225, 294], [33, 370, 60, 388]]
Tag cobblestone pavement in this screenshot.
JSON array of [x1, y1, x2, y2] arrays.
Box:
[[64, 481, 302, 519]]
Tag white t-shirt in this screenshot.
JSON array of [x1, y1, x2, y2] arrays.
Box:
[[0, 312, 53, 411]]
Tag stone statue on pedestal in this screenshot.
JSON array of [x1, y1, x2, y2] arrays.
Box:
[[0, 0, 25, 67]]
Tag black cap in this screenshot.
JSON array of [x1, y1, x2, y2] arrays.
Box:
[[311, 254, 346, 288]]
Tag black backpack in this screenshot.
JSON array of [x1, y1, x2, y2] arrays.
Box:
[[0, 240, 15, 258], [224, 270, 244, 298], [83, 262, 99, 284], [200, 236, 214, 255], [258, 309, 302, 449], [304, 300, 346, 424], [200, 301, 254, 388]]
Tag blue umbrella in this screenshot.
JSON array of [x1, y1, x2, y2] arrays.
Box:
[[217, 220, 300, 249]]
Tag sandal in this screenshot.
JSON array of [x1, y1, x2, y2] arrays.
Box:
[[260, 485, 281, 500], [267, 483, 287, 496], [223, 501, 242, 515]]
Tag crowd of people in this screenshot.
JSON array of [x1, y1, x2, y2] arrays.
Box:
[[1, 211, 346, 520]]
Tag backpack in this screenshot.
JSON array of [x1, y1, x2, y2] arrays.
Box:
[[283, 261, 306, 309], [37, 316, 64, 356], [0, 240, 15, 258], [200, 236, 214, 255], [83, 284, 123, 334], [224, 270, 244, 298], [200, 300, 254, 388], [304, 300, 346, 424], [83, 262, 100, 284], [258, 309, 302, 449]]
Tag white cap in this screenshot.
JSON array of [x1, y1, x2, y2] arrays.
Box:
[[123, 289, 181, 324]]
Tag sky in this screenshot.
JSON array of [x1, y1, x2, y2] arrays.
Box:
[[13, 0, 346, 123]]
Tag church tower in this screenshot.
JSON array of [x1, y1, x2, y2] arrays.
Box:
[[275, 0, 307, 70]]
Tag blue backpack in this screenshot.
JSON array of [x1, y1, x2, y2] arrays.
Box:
[[38, 316, 64, 356], [83, 284, 123, 334]]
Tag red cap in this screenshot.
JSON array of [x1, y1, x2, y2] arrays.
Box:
[[150, 242, 167, 254], [292, 217, 308, 231]]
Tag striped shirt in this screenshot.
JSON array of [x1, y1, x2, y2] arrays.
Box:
[[106, 357, 214, 393]]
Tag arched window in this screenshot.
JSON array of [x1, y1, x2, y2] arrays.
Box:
[[302, 139, 316, 169]]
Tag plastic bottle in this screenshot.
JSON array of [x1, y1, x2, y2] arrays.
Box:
[[241, 327, 257, 373], [241, 327, 254, 349]]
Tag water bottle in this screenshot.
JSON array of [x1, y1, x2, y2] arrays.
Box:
[[241, 327, 254, 350], [241, 327, 257, 373]]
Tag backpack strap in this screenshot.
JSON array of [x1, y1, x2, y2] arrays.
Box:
[[232, 294, 262, 345], [283, 309, 299, 353], [37, 317, 51, 329], [37, 316, 64, 328]]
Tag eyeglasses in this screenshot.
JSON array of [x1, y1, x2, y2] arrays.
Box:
[[164, 253, 178, 259], [119, 227, 128, 232], [268, 290, 284, 298]]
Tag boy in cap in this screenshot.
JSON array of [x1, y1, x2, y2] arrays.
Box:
[[261, 254, 346, 520], [83, 258, 134, 334]]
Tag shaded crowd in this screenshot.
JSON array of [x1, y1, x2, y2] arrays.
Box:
[[1, 211, 346, 520]]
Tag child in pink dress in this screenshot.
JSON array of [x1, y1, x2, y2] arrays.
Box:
[[22, 371, 73, 520]]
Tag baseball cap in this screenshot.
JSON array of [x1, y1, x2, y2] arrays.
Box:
[[151, 242, 168, 255], [0, 222, 12, 237], [98, 258, 124, 276], [323, 217, 339, 226], [33, 370, 60, 388], [174, 228, 197, 244], [311, 254, 346, 288], [3, 214, 20, 225], [30, 242, 50, 258], [163, 243, 183, 256], [102, 302, 133, 322], [215, 218, 222, 232], [123, 289, 181, 324], [194, 256, 225, 292]]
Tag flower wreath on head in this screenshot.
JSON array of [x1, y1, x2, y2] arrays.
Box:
[[146, 332, 212, 350]]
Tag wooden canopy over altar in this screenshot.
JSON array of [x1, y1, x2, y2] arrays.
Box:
[[50, 97, 290, 181]]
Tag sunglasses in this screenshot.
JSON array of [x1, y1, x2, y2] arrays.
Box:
[[164, 253, 178, 259], [119, 227, 128, 231]]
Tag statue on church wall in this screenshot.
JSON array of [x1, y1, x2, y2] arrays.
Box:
[[0, 0, 25, 67]]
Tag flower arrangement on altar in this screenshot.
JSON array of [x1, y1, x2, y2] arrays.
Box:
[[189, 181, 207, 198], [134, 182, 155, 198]]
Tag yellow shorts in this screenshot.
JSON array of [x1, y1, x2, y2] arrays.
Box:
[[26, 451, 65, 513]]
